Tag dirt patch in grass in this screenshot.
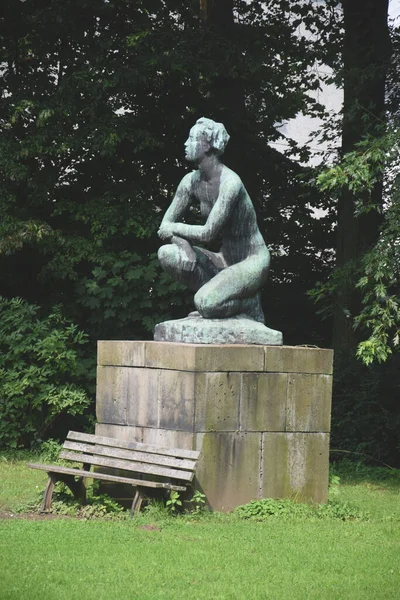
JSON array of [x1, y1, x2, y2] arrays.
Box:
[[138, 524, 162, 531]]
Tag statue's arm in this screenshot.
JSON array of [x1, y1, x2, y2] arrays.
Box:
[[158, 173, 192, 240], [170, 176, 241, 243]]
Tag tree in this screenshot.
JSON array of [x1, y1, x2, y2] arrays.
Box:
[[0, 0, 336, 345], [333, 0, 391, 353], [313, 1, 400, 465]]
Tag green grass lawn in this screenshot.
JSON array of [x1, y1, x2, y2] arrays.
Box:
[[1, 452, 400, 600]]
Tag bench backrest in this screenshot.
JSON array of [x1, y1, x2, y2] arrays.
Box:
[[60, 431, 200, 483]]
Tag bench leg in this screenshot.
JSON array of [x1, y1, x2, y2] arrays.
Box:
[[41, 474, 57, 512], [130, 489, 144, 517]]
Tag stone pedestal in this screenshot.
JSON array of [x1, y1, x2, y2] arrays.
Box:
[[95, 341, 333, 511]]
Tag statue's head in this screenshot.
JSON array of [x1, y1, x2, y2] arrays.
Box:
[[185, 117, 230, 162], [194, 117, 230, 156]]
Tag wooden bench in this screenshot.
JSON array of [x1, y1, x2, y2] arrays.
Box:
[[28, 430, 200, 516]]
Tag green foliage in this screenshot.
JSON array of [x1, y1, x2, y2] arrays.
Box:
[[0, 0, 338, 352], [17, 481, 129, 520], [315, 500, 368, 521], [190, 490, 207, 513], [330, 353, 400, 466], [234, 496, 367, 522], [0, 297, 92, 448], [315, 128, 400, 364], [354, 188, 400, 364], [38, 439, 63, 463], [328, 472, 341, 498], [235, 497, 312, 519], [331, 459, 400, 487], [166, 491, 182, 514], [75, 251, 188, 340], [317, 131, 391, 205]]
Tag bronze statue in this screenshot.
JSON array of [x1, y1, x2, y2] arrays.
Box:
[[158, 117, 270, 323]]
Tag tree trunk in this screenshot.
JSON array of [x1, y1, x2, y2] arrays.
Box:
[[198, 0, 251, 188], [334, 0, 390, 353]]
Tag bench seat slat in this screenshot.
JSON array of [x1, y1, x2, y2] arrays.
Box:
[[63, 441, 196, 472], [27, 463, 187, 491], [67, 431, 200, 460], [59, 450, 194, 482]]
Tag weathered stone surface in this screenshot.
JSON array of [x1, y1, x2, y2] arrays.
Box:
[[265, 346, 333, 374], [261, 432, 329, 503], [145, 342, 199, 371], [141, 427, 194, 450], [195, 432, 261, 511], [95, 423, 144, 442], [195, 373, 240, 432], [240, 373, 288, 432], [145, 341, 265, 372], [158, 370, 195, 431], [286, 374, 332, 433], [125, 368, 159, 429], [94, 424, 195, 499], [97, 341, 335, 373], [98, 340, 146, 367], [154, 315, 282, 346], [96, 366, 127, 425], [95, 342, 333, 508]]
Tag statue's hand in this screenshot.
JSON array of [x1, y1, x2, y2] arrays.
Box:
[[158, 223, 174, 240], [172, 235, 197, 272]]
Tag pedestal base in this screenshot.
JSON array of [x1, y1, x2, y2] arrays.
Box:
[[154, 314, 283, 345], [96, 341, 333, 510]]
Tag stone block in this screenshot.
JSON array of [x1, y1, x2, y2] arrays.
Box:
[[194, 344, 266, 372], [95, 423, 143, 442], [261, 432, 329, 503], [195, 432, 261, 511], [144, 341, 265, 372], [141, 427, 194, 450], [194, 372, 240, 432], [96, 366, 127, 425], [264, 346, 333, 375], [97, 341, 146, 367], [240, 373, 288, 431], [286, 374, 332, 433], [158, 370, 196, 431], [97, 342, 333, 375], [144, 342, 198, 372], [125, 368, 159, 428]]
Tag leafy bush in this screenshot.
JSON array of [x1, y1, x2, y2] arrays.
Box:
[[234, 497, 367, 522], [315, 500, 369, 521], [330, 459, 400, 487], [0, 297, 92, 448], [166, 491, 183, 514], [75, 252, 190, 341], [330, 352, 400, 467], [235, 498, 313, 520], [38, 439, 63, 463]]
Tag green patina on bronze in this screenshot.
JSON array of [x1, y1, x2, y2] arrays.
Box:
[[155, 117, 282, 345]]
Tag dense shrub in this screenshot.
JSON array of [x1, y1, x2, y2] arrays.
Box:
[[330, 353, 400, 467], [0, 297, 92, 448]]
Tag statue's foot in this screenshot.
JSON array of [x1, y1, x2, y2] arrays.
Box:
[[239, 295, 265, 323]]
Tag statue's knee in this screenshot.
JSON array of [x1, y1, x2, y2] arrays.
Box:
[[158, 245, 174, 269], [194, 290, 214, 317]]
